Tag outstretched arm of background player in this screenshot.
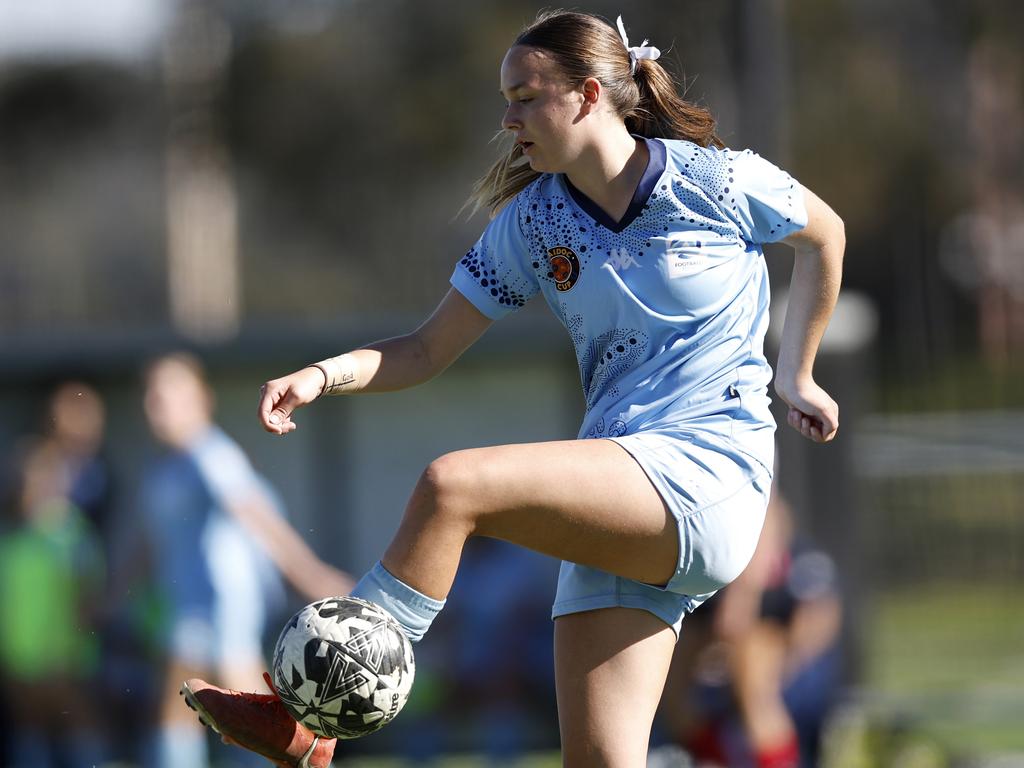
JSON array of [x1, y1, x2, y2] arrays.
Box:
[[776, 187, 845, 443], [258, 287, 493, 435], [226, 491, 354, 600]]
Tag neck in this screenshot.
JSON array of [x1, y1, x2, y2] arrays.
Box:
[[564, 124, 648, 219]]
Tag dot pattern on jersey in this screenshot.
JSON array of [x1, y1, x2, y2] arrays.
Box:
[[458, 247, 531, 310], [456, 141, 802, 417], [568, 313, 649, 409]]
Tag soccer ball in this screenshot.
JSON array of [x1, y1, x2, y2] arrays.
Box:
[[271, 596, 415, 739]]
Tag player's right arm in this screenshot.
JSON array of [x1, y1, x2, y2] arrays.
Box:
[[258, 287, 492, 434]]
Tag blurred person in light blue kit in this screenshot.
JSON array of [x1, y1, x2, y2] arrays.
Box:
[[0, 438, 107, 767], [140, 352, 353, 768]]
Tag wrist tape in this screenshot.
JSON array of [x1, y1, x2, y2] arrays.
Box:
[[310, 353, 358, 395]]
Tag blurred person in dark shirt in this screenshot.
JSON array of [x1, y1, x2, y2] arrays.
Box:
[[44, 380, 163, 765], [45, 382, 114, 543], [661, 485, 843, 768]]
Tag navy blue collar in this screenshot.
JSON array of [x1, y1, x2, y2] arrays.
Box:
[[561, 137, 666, 233]]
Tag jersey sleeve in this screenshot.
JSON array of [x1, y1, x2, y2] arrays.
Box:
[[725, 149, 808, 244], [450, 196, 539, 320]]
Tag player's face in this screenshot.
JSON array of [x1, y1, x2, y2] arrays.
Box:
[[500, 46, 586, 173]]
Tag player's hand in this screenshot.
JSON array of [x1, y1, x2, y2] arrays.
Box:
[[774, 373, 839, 443], [258, 366, 325, 435]]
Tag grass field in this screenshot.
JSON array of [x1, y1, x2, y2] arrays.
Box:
[[859, 583, 1024, 756]]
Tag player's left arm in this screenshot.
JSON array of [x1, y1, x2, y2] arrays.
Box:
[[776, 186, 845, 443]]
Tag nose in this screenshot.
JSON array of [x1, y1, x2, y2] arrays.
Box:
[[502, 103, 520, 132]]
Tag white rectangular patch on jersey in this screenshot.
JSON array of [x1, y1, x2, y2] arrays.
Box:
[[666, 249, 714, 279]]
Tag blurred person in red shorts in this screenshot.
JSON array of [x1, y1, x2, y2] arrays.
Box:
[[661, 483, 843, 768]]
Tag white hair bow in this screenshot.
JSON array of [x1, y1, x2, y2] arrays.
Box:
[[616, 15, 661, 75]]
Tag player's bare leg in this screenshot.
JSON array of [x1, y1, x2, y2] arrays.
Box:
[[381, 438, 679, 600], [555, 607, 677, 767], [373, 438, 683, 762], [183, 437, 680, 764]]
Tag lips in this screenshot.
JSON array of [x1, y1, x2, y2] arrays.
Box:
[[518, 139, 534, 153]]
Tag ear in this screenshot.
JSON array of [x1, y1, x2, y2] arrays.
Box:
[[581, 77, 601, 109]]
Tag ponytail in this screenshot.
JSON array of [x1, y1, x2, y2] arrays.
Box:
[[468, 11, 723, 217], [628, 59, 724, 151]]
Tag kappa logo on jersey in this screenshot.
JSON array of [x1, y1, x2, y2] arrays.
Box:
[[547, 246, 580, 292], [606, 247, 641, 272]]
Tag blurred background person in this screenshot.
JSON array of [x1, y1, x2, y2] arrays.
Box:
[[660, 484, 843, 768], [45, 381, 115, 548], [0, 438, 107, 767], [139, 352, 353, 768], [43, 380, 158, 765]]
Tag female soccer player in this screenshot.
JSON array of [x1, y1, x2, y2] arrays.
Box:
[[183, 10, 843, 767]]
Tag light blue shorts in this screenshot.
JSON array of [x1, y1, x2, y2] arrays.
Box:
[[551, 430, 772, 636]]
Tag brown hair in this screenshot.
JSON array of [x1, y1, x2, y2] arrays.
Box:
[[468, 10, 724, 216]]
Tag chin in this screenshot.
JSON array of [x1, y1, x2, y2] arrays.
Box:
[[526, 155, 556, 174]]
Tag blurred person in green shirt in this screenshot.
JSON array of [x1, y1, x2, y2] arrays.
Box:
[[0, 437, 107, 767]]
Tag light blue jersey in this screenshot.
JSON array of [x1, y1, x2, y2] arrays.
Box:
[[451, 137, 807, 471], [450, 138, 810, 633]]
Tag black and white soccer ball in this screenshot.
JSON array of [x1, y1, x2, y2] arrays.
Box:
[[271, 596, 415, 739]]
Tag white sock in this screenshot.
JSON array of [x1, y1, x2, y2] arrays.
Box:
[[350, 561, 445, 643]]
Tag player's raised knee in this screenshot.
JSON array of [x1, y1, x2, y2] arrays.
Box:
[[413, 451, 479, 521]]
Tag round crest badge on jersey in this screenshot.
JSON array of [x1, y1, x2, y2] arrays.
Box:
[[547, 246, 580, 292]]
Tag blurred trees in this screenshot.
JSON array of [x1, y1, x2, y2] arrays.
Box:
[[0, 0, 1021, 391]]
